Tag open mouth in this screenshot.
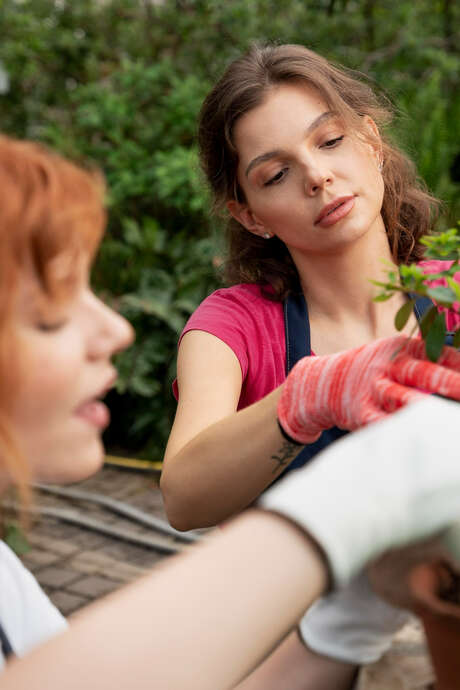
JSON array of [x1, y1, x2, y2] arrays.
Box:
[[74, 372, 117, 430], [75, 399, 110, 429]]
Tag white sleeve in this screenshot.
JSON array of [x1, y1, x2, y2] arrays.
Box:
[[0, 541, 67, 669], [299, 571, 409, 664], [261, 397, 460, 585]]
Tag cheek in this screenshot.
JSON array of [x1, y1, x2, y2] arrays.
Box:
[[372, 173, 385, 210], [354, 152, 384, 207], [253, 190, 300, 224], [12, 339, 83, 426], [11, 380, 70, 447]]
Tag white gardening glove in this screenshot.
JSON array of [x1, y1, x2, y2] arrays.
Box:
[[260, 396, 460, 587], [298, 572, 409, 664]]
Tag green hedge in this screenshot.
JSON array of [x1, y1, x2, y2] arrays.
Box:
[[0, 0, 458, 459]]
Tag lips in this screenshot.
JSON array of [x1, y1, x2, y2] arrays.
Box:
[[314, 195, 355, 228], [74, 372, 117, 430], [75, 400, 110, 429]]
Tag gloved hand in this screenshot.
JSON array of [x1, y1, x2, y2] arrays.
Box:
[[261, 396, 460, 586], [278, 335, 460, 445], [298, 572, 409, 664]]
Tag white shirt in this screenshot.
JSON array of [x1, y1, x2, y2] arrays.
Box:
[[0, 540, 67, 670]]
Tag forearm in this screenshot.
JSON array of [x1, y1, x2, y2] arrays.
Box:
[[235, 628, 358, 690], [0, 511, 327, 690], [161, 387, 305, 530]]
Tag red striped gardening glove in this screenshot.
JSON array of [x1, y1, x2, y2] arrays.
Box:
[[277, 336, 460, 445]]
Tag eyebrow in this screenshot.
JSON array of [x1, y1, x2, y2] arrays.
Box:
[[245, 111, 335, 178]]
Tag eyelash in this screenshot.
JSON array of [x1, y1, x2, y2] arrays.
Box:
[[37, 320, 67, 333], [263, 135, 345, 186], [321, 135, 344, 149], [264, 169, 288, 187]]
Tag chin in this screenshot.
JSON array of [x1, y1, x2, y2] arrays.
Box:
[[34, 438, 105, 485]]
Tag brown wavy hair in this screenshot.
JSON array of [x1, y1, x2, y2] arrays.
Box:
[[198, 43, 440, 299], [0, 136, 105, 523]]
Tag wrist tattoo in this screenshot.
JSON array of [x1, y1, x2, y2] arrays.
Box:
[[271, 441, 298, 474]]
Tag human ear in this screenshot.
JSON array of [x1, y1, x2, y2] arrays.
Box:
[[362, 116, 383, 165], [226, 200, 272, 238]]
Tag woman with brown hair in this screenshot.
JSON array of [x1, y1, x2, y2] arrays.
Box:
[[160, 43, 459, 687]]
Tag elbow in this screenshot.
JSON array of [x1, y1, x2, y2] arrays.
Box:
[[165, 506, 196, 533], [160, 471, 202, 532]]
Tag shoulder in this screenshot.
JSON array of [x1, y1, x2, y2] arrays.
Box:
[[191, 283, 280, 314], [0, 541, 66, 666], [174, 285, 286, 406], [180, 283, 283, 343], [0, 540, 37, 596]]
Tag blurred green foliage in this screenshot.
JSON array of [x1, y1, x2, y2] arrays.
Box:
[[4, 521, 30, 555], [0, 0, 458, 459]]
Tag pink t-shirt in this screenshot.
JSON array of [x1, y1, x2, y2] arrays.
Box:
[[173, 261, 460, 409], [173, 284, 286, 409]]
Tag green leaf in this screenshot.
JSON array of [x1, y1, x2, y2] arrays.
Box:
[[453, 330, 460, 349], [419, 305, 438, 339], [394, 300, 415, 331], [446, 277, 460, 302], [373, 293, 394, 302], [122, 218, 143, 248], [424, 312, 447, 362], [426, 286, 457, 306], [399, 264, 424, 281], [5, 522, 30, 556], [370, 279, 391, 288]]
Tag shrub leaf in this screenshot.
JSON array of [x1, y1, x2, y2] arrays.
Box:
[[425, 312, 447, 362], [394, 299, 415, 331]]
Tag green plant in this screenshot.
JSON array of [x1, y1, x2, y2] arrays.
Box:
[[374, 226, 460, 361], [4, 521, 30, 556]]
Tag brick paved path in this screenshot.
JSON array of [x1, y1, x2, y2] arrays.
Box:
[[20, 465, 175, 616]]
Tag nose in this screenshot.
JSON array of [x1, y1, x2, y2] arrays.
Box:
[[302, 159, 332, 196], [86, 292, 135, 360]]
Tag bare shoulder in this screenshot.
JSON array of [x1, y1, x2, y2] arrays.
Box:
[[178, 329, 243, 383], [163, 330, 243, 462]]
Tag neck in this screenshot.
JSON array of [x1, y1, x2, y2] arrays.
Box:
[[291, 225, 398, 328]]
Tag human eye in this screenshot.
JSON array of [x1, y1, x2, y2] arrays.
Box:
[[36, 319, 68, 333], [321, 135, 344, 149], [263, 168, 288, 186]]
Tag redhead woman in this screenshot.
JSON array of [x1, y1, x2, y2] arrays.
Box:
[[160, 44, 460, 687], [0, 135, 134, 666], [0, 137, 460, 690]]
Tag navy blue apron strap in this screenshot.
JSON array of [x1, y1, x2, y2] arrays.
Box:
[[408, 292, 454, 346], [408, 292, 434, 322], [283, 292, 311, 372], [279, 293, 347, 476]]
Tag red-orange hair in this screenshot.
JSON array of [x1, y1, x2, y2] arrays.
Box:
[[0, 136, 106, 516]]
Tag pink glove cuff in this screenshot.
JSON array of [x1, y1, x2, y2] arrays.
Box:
[[277, 362, 323, 444]]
